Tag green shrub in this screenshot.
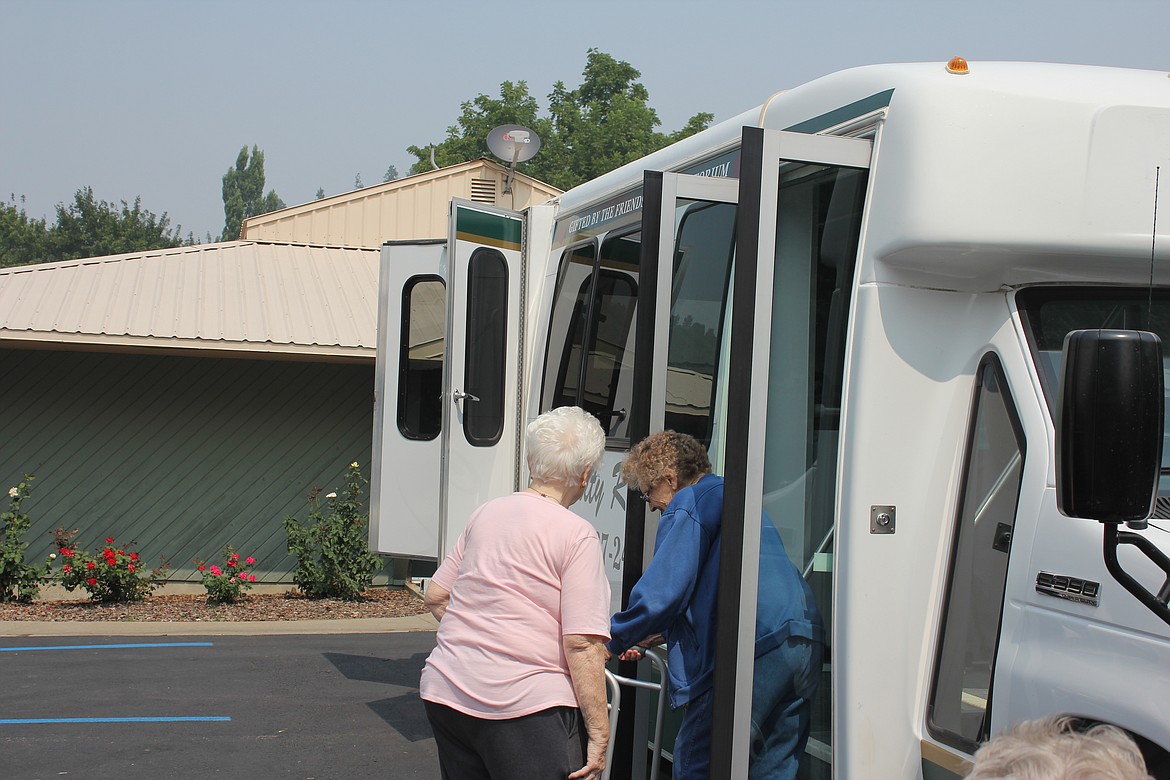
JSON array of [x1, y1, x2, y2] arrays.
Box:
[[53, 530, 164, 603], [283, 461, 381, 601], [0, 475, 52, 603]]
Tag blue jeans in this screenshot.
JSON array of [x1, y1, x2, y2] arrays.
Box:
[[749, 637, 822, 779], [670, 638, 822, 780]]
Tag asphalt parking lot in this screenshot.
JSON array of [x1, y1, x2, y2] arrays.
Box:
[[0, 631, 439, 779]]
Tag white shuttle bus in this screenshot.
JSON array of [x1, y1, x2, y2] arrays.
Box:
[[370, 60, 1170, 778]]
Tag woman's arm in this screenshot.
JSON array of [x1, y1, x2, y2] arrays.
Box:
[[423, 582, 451, 621], [563, 633, 609, 780]]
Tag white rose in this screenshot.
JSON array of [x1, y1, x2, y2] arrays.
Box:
[[7, 487, 17, 498], [325, 492, 338, 499]]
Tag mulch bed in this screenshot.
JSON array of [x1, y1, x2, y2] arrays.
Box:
[[0, 588, 428, 622]]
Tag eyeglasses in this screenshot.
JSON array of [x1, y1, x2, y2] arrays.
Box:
[[636, 487, 654, 503]]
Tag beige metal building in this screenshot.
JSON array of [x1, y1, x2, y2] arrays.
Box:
[[0, 161, 561, 585], [241, 158, 560, 247]]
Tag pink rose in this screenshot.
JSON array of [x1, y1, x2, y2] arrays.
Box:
[[245, 557, 255, 565]]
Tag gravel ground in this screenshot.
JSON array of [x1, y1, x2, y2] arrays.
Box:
[[0, 588, 428, 622]]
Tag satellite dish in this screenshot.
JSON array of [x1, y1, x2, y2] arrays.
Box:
[[487, 125, 542, 165]]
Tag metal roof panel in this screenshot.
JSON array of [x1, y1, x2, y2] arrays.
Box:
[[0, 241, 380, 358]]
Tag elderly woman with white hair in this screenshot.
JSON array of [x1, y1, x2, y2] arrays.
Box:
[[420, 406, 612, 780], [967, 716, 1153, 780]]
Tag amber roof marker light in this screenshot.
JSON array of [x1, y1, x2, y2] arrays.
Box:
[[946, 57, 970, 75]]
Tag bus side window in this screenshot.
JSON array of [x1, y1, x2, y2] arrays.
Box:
[[540, 234, 640, 440], [927, 354, 1026, 752], [541, 243, 596, 416], [587, 232, 640, 438], [397, 275, 445, 440]]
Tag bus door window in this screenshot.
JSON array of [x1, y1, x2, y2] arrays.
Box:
[[757, 163, 867, 773], [927, 354, 1025, 753], [462, 248, 508, 446], [397, 275, 445, 440], [666, 201, 737, 448]]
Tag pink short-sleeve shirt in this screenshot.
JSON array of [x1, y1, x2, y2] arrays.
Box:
[[420, 492, 611, 719]]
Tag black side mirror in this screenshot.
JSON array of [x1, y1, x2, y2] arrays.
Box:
[[1056, 328, 1170, 626], [1057, 329, 1162, 522]]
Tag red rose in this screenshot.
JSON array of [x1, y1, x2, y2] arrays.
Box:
[[127, 564, 135, 572], [198, 564, 206, 571], [62, 565, 72, 573], [86, 561, 95, 570], [86, 577, 97, 586], [130, 552, 139, 561], [105, 538, 114, 543]]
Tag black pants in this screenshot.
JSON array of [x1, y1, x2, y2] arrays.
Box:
[[423, 700, 588, 780]]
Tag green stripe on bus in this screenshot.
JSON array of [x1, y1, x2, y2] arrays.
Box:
[[455, 207, 522, 251], [785, 89, 895, 134]]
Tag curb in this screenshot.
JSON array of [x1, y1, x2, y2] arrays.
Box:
[[0, 612, 440, 638]]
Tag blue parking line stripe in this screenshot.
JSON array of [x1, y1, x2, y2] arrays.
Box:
[[0, 642, 214, 652], [0, 716, 231, 724]]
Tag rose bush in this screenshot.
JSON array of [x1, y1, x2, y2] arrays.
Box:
[[53, 530, 164, 603], [284, 461, 381, 601], [196, 546, 258, 603], [0, 475, 53, 603]]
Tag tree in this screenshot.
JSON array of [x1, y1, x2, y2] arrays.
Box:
[[407, 49, 712, 191], [316, 187, 326, 200], [383, 165, 399, 183], [50, 188, 186, 260], [408, 79, 549, 177], [1, 189, 186, 267], [220, 145, 284, 241], [0, 196, 49, 268]]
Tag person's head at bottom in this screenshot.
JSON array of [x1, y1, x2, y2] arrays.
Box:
[[966, 715, 1152, 780]]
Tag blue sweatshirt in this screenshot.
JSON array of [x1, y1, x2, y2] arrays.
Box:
[[608, 474, 824, 708]]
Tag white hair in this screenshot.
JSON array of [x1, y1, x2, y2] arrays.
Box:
[[526, 406, 605, 485], [967, 716, 1152, 780]]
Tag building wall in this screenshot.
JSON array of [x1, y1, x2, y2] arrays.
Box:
[[241, 161, 560, 247], [0, 347, 385, 584]]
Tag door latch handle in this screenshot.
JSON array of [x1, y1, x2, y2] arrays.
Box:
[[452, 389, 480, 403]]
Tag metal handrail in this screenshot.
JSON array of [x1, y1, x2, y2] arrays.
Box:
[[601, 647, 669, 780]]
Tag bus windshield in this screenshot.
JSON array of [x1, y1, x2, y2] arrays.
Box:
[[1017, 288, 1170, 494]]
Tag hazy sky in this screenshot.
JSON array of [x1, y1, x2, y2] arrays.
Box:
[[3, 0, 1168, 242]]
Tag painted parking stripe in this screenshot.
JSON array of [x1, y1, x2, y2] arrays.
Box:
[[0, 716, 231, 724], [0, 641, 213, 652]]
